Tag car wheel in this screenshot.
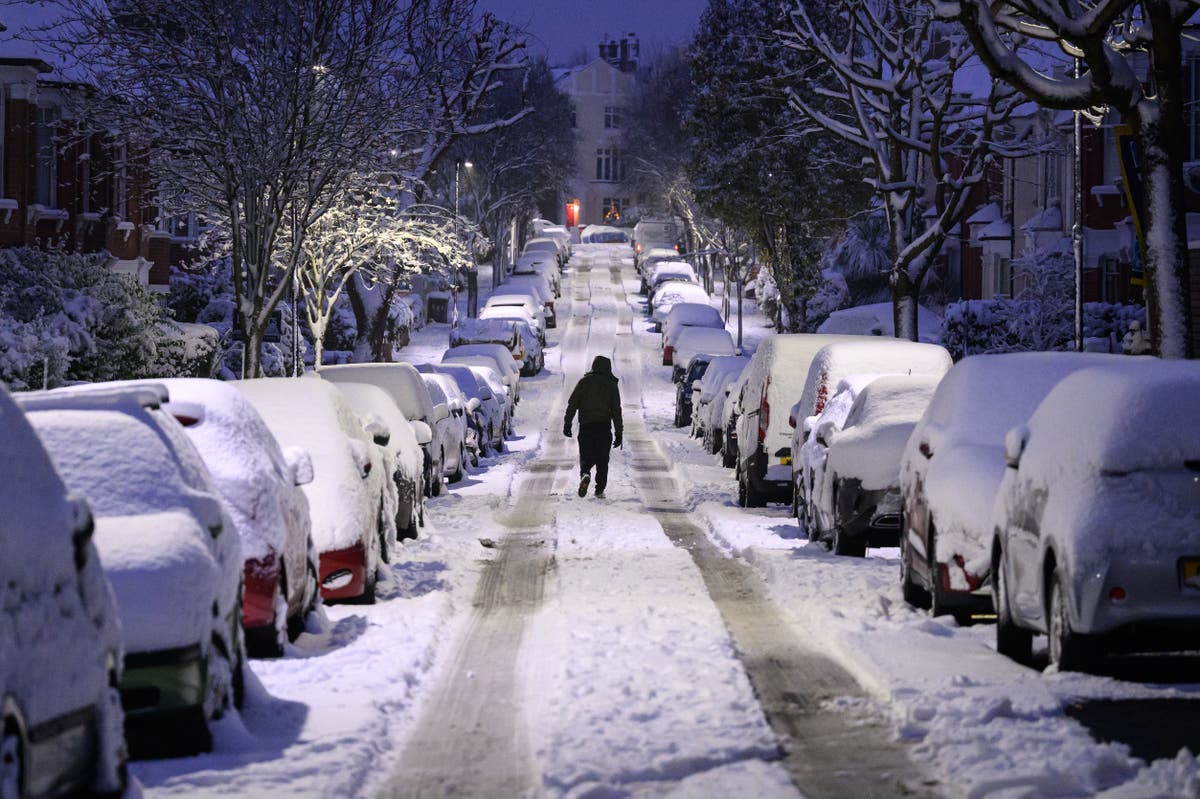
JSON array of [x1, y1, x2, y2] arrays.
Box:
[[431, 453, 444, 497], [673, 405, 684, 427], [232, 633, 247, 711], [2, 723, 24, 799], [449, 450, 465, 484], [740, 468, 764, 508], [287, 560, 319, 641], [1048, 568, 1096, 672], [994, 547, 1033, 663], [832, 524, 866, 557], [95, 670, 128, 798], [900, 532, 930, 609], [736, 468, 748, 508]]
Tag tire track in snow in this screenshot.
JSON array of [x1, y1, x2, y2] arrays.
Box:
[[607, 257, 942, 799], [376, 257, 601, 799]]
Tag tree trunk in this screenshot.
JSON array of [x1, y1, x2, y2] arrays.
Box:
[[1141, 14, 1194, 359], [892, 268, 919, 342]]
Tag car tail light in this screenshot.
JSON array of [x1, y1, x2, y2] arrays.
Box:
[[1109, 586, 1127, 602], [919, 441, 933, 459], [813, 373, 829, 415], [664, 345, 674, 361], [242, 554, 279, 628], [758, 379, 770, 444]]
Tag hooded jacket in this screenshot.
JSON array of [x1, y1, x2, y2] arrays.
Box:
[[565, 355, 623, 436]]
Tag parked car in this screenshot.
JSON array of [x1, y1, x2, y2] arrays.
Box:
[[451, 317, 525, 362], [319, 362, 452, 497], [236, 377, 390, 604], [580, 225, 629, 244], [671, 327, 736, 383], [149, 378, 320, 657], [330, 380, 427, 543], [817, 375, 942, 556], [442, 343, 522, 404], [511, 253, 562, 298], [505, 272, 558, 323], [636, 246, 683, 278], [733, 334, 862, 507], [0, 386, 127, 796], [789, 339, 953, 529], [649, 281, 710, 331], [899, 352, 1131, 622], [467, 364, 515, 436], [484, 292, 546, 344], [990, 361, 1200, 671], [693, 355, 748, 452], [420, 363, 506, 454], [644, 261, 698, 296], [522, 236, 564, 268], [424, 370, 483, 465], [420, 374, 469, 483], [21, 388, 245, 754], [662, 303, 725, 365], [633, 218, 680, 265], [673, 353, 713, 428], [721, 366, 753, 469]]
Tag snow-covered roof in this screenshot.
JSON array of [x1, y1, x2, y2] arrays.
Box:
[[1021, 205, 1063, 232], [966, 202, 1002, 226], [978, 219, 1012, 241]]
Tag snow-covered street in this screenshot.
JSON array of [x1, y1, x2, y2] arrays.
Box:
[[128, 247, 1200, 799]]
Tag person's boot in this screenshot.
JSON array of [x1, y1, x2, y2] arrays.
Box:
[[594, 486, 605, 499], [578, 473, 590, 497]]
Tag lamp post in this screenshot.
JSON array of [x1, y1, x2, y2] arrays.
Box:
[[453, 160, 473, 323]]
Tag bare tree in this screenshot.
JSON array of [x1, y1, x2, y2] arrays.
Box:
[[933, 0, 1197, 358], [783, 0, 1024, 340]]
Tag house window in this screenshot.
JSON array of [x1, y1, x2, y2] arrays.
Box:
[[994, 255, 1011, 297], [601, 197, 628, 220], [1042, 151, 1061, 208], [595, 148, 624, 182], [604, 106, 623, 129], [112, 144, 127, 217], [35, 107, 60, 207]]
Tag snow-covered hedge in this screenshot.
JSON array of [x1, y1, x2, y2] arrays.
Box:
[[0, 247, 166, 388], [940, 299, 1146, 360]]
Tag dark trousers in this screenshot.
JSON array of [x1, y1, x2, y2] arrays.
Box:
[[578, 422, 612, 491]]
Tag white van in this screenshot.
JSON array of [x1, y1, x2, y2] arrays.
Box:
[[734, 334, 863, 507]]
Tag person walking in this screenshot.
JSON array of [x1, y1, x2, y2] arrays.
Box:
[[563, 355, 623, 498]]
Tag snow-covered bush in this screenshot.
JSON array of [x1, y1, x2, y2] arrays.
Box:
[[941, 296, 1146, 360], [805, 270, 849, 331], [152, 322, 221, 378], [753, 266, 780, 324], [0, 247, 165, 388]]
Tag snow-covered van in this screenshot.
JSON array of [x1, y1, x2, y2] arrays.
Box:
[[0, 386, 126, 796], [734, 334, 863, 507]]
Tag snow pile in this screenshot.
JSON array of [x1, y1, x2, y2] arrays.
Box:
[[818, 301, 943, 343]]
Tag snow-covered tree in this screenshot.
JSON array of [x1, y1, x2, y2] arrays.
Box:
[[27, 0, 413, 377], [783, 0, 1025, 340], [933, 0, 1197, 358], [688, 0, 872, 331]]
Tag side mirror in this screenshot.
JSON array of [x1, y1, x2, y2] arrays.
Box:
[[283, 446, 315, 486], [410, 420, 433, 446], [1004, 425, 1029, 469], [362, 414, 391, 447], [433, 402, 450, 422], [467, 397, 482, 413], [815, 419, 838, 447], [348, 438, 372, 479], [192, 494, 225, 539]]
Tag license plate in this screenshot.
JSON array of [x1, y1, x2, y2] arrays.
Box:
[[780, 457, 792, 466], [1183, 559, 1200, 591]]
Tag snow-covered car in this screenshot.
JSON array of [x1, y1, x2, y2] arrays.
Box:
[[21, 388, 245, 754], [521, 236, 564, 269], [419, 363, 506, 454], [236, 377, 390, 604], [649, 281, 710, 331], [662, 302, 724, 365], [467, 364, 515, 436], [733, 334, 862, 507], [633, 219, 680, 264], [635, 246, 681, 277], [329, 381, 427, 543], [721, 365, 753, 469], [450, 317, 524, 362], [693, 355, 748, 453], [990, 361, 1200, 671], [421, 373, 469, 483], [0, 386, 126, 796], [504, 272, 557, 323], [442, 343, 522, 404], [899, 352, 1132, 622], [788, 339, 952, 528], [484, 292, 546, 344], [538, 225, 573, 261], [817, 375, 941, 556], [423, 371, 482, 466], [479, 316, 544, 375], [319, 362, 452, 498], [671, 327, 735, 383], [511, 253, 562, 297], [148, 378, 320, 657], [580, 225, 629, 244], [673, 353, 714, 428], [643, 261, 698, 296]]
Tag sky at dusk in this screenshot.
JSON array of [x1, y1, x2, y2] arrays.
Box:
[[476, 0, 709, 66]]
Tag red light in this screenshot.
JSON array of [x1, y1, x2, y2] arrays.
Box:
[[758, 379, 770, 443], [1109, 587, 1127, 602]]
